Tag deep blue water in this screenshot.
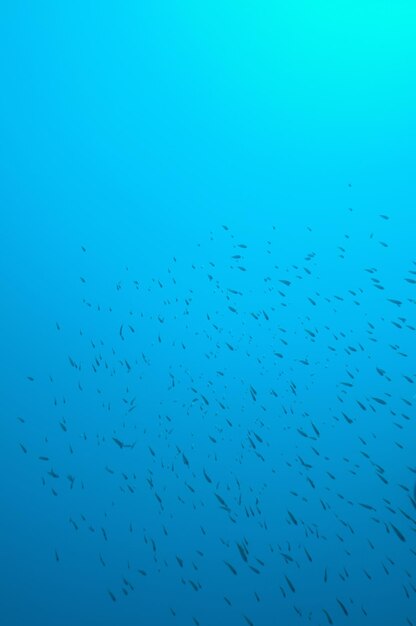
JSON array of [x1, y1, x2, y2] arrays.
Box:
[[1, 3, 416, 625]]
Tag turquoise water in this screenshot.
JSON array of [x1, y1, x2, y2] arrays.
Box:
[[1, 3, 416, 625]]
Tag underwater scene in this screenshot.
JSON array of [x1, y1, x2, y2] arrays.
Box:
[[1, 3, 416, 625]]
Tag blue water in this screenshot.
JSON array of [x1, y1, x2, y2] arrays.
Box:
[[1, 3, 416, 625]]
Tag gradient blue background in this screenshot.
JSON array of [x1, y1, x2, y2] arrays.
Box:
[[1, 2, 416, 625]]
